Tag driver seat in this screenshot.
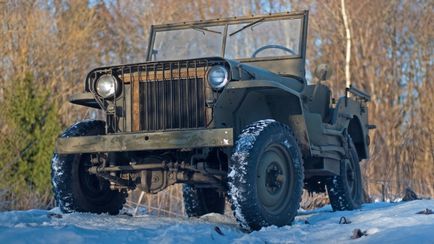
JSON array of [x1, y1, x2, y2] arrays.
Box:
[[305, 84, 331, 123]]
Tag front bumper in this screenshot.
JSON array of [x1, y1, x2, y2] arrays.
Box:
[[56, 128, 233, 154]]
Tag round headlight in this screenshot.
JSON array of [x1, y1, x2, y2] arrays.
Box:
[[95, 74, 118, 99], [207, 65, 229, 90]]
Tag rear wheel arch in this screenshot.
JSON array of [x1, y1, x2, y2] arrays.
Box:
[[347, 116, 367, 161]]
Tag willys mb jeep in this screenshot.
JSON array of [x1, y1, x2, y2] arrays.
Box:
[[52, 10, 373, 230]]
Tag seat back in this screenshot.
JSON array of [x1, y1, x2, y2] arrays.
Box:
[[305, 84, 331, 122]]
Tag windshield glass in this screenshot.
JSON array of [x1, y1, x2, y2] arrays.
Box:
[[150, 16, 303, 61], [152, 26, 224, 61], [226, 18, 301, 59]]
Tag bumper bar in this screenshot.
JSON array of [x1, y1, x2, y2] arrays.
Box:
[[56, 128, 233, 154]]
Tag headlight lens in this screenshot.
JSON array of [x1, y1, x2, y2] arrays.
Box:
[[95, 75, 118, 98], [207, 65, 229, 90]]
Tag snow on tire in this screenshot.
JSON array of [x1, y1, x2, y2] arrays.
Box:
[[51, 120, 126, 215], [326, 136, 363, 211], [228, 119, 304, 231]]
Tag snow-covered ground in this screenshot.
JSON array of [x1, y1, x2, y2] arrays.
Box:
[[0, 200, 433, 243]]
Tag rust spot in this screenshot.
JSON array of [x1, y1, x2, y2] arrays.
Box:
[[132, 75, 140, 131]]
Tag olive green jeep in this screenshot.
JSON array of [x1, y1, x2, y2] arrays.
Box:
[[52, 10, 373, 231]]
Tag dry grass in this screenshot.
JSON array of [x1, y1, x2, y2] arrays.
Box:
[[125, 186, 332, 217], [126, 185, 185, 217], [300, 191, 330, 210], [0, 187, 53, 211]]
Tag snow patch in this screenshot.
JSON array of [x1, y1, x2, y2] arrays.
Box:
[[50, 154, 64, 195], [0, 200, 433, 243], [199, 213, 237, 226], [283, 139, 292, 149]]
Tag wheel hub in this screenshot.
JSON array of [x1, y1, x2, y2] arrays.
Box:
[[265, 162, 284, 194], [256, 144, 294, 214]]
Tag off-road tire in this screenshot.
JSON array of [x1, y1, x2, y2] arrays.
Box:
[[182, 185, 225, 217], [326, 136, 363, 211], [51, 120, 126, 214], [228, 119, 304, 231]]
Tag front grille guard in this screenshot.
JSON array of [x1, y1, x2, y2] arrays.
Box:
[[86, 59, 226, 133]]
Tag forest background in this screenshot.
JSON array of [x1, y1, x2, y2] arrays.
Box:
[[0, 0, 432, 214]]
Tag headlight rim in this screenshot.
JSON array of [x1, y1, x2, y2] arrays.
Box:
[[207, 65, 229, 90], [94, 74, 120, 99]]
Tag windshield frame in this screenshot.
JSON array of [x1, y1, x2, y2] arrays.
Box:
[[146, 11, 308, 62]]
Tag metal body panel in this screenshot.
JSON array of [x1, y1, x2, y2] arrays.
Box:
[[301, 94, 369, 176], [299, 82, 371, 176], [69, 93, 100, 109], [227, 79, 303, 95], [56, 128, 233, 154]]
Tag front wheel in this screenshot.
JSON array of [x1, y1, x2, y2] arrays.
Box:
[[51, 120, 126, 214], [326, 136, 363, 211], [228, 120, 304, 231]]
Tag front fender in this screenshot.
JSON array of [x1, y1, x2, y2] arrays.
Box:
[[69, 93, 101, 109], [213, 80, 311, 154]]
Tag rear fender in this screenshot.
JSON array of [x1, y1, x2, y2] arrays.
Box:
[[331, 97, 369, 160]]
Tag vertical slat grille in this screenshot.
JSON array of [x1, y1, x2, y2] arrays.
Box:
[[139, 77, 205, 131], [135, 60, 208, 131], [87, 59, 220, 133]]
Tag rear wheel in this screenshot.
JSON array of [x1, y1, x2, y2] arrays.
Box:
[[51, 120, 126, 214], [182, 185, 225, 217], [326, 136, 363, 211], [228, 120, 304, 231]]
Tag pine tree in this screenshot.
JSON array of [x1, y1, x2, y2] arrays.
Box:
[[0, 74, 61, 209]]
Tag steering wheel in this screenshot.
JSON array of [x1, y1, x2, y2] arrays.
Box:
[[251, 44, 296, 58]]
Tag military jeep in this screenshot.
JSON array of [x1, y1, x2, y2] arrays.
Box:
[[52, 10, 373, 231]]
